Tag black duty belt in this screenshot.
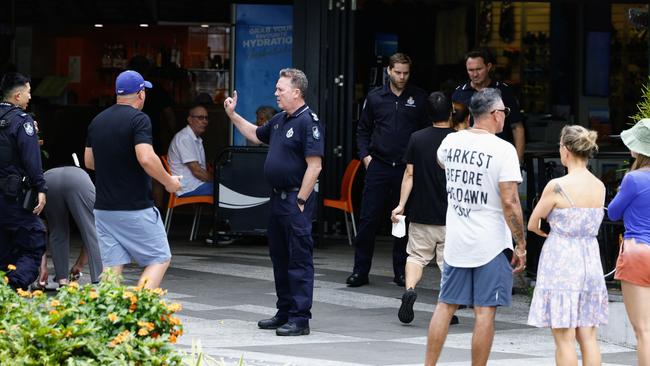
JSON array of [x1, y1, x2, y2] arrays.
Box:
[[272, 187, 300, 199], [371, 155, 405, 168]]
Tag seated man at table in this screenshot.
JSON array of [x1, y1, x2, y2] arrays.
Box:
[[168, 104, 232, 245], [168, 104, 213, 197]]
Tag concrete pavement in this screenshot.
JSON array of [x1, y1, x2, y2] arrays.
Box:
[[56, 230, 637, 365]]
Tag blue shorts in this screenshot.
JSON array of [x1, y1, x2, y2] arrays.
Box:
[[94, 207, 171, 267], [179, 182, 213, 197], [438, 251, 513, 307]]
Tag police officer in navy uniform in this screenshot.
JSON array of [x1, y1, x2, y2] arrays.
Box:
[[224, 68, 324, 336], [0, 72, 47, 290], [452, 49, 525, 163], [347, 53, 429, 288]]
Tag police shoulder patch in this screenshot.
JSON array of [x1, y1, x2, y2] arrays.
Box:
[[23, 121, 35, 136], [310, 112, 319, 121], [312, 125, 321, 140]]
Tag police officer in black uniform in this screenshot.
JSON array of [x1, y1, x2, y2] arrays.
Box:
[[224, 68, 324, 336], [452, 49, 525, 163], [0, 72, 47, 290], [347, 53, 429, 287]]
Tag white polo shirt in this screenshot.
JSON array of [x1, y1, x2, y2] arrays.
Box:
[[167, 125, 207, 196]]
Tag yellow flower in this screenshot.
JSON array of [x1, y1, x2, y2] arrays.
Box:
[[137, 328, 149, 336], [168, 316, 181, 326], [152, 288, 166, 296], [129, 295, 138, 304], [89, 291, 99, 299], [7, 264, 16, 271], [68, 281, 79, 289], [129, 303, 137, 313], [65, 330, 72, 338], [138, 321, 155, 330], [110, 330, 131, 346], [16, 288, 31, 298], [74, 319, 84, 325], [123, 291, 134, 299], [50, 300, 61, 307], [49, 309, 59, 316], [0, 329, 6, 334], [169, 334, 177, 344], [108, 313, 118, 322], [31, 290, 43, 297], [167, 303, 182, 312]]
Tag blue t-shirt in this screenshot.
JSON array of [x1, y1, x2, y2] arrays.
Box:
[[86, 104, 154, 210], [607, 170, 650, 245]]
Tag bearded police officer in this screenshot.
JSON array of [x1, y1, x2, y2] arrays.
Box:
[[0, 72, 47, 290], [224, 68, 324, 337], [348, 53, 429, 287]]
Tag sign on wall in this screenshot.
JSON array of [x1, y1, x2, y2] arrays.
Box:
[[233, 4, 293, 146]]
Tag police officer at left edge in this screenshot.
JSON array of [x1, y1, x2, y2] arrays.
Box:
[[0, 72, 48, 290], [224, 68, 324, 336]]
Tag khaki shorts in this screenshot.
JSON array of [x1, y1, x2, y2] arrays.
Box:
[[406, 222, 445, 270]]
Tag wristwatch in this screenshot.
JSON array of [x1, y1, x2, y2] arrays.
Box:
[[296, 197, 306, 205]]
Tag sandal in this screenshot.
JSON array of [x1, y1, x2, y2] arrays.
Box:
[[69, 269, 83, 282]]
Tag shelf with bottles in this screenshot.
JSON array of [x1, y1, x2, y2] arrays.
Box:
[[519, 31, 551, 114]]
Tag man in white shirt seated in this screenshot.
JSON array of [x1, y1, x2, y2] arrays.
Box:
[[168, 104, 213, 197]]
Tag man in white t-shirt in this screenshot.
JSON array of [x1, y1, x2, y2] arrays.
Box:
[[168, 105, 213, 197], [425, 88, 527, 366]]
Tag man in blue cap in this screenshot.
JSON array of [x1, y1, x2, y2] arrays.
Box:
[[85, 70, 181, 289]]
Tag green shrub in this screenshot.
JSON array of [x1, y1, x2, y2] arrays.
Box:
[[0, 268, 184, 365], [631, 76, 650, 122]]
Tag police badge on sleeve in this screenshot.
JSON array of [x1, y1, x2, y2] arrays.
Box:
[[312, 125, 321, 140], [23, 122, 35, 136]]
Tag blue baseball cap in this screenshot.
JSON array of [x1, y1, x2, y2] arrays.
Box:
[[115, 70, 152, 95]]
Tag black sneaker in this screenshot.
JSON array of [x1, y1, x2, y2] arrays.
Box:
[[450, 315, 459, 325], [206, 236, 235, 246], [398, 288, 417, 324]]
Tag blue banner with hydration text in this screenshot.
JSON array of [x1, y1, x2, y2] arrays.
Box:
[[233, 4, 293, 146]]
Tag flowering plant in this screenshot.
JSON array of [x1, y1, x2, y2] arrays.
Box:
[[0, 268, 184, 365]]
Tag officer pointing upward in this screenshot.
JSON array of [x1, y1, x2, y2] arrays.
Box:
[[0, 72, 47, 290], [224, 68, 324, 336]]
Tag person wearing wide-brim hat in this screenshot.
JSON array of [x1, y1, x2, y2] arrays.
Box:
[[607, 118, 650, 365]]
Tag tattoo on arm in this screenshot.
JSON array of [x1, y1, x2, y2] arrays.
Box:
[[507, 212, 525, 245]]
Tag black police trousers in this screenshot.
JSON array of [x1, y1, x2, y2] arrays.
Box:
[[0, 195, 46, 289], [267, 192, 314, 327], [352, 159, 408, 278]]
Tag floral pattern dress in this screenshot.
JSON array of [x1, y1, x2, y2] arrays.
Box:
[[527, 188, 609, 328]]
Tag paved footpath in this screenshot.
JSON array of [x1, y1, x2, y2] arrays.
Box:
[[110, 237, 636, 366]]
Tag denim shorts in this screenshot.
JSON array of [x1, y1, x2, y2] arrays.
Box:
[[438, 251, 513, 307], [94, 207, 171, 267]]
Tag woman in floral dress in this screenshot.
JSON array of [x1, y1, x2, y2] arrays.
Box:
[[527, 125, 608, 366]]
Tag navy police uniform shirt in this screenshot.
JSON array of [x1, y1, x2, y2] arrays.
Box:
[[452, 80, 522, 144], [256, 105, 324, 215], [0, 102, 47, 193], [356, 83, 428, 166]]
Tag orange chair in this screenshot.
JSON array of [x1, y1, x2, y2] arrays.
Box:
[[160, 155, 214, 241], [323, 159, 361, 245]]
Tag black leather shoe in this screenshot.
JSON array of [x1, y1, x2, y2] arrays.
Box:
[[398, 288, 417, 324], [276, 321, 310, 336], [393, 275, 406, 287], [257, 316, 288, 329], [346, 273, 369, 287]]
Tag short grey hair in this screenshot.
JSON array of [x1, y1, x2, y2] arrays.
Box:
[[469, 88, 503, 119], [279, 68, 308, 98]]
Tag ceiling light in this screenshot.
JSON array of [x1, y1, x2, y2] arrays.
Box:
[[94, 24, 103, 28], [139, 23, 149, 27], [200, 24, 209, 28]]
